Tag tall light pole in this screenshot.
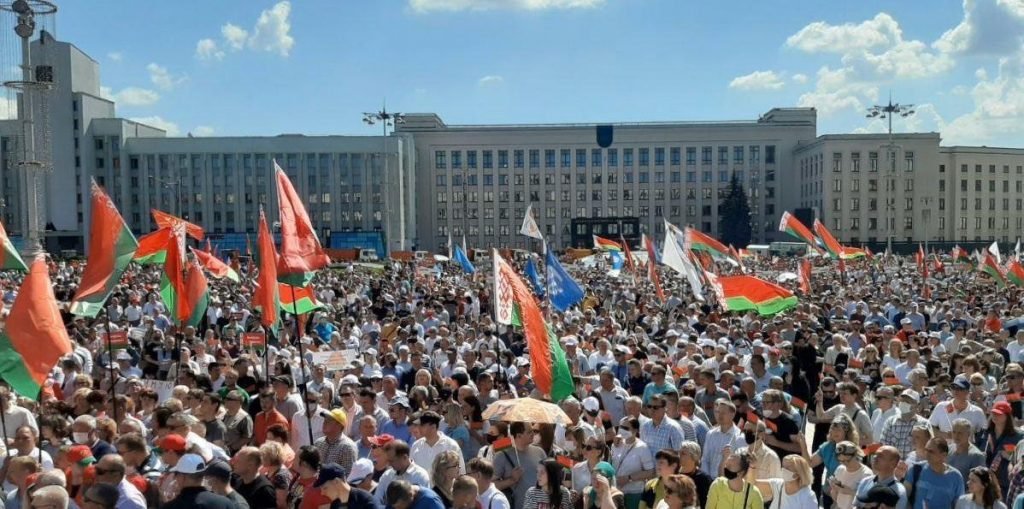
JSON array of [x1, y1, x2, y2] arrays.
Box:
[[4, 0, 57, 257], [150, 175, 182, 218], [866, 97, 915, 254], [362, 106, 405, 253]]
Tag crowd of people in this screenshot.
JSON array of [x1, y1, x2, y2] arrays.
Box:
[[0, 249, 1022, 509]]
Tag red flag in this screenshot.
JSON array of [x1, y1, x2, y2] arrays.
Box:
[[274, 162, 330, 286], [204, 238, 213, 254], [70, 182, 139, 317], [151, 209, 204, 241], [191, 247, 240, 282], [812, 219, 845, 259], [798, 258, 811, 294], [932, 254, 945, 274], [0, 258, 74, 397], [621, 236, 636, 274], [161, 226, 190, 325], [862, 443, 882, 455], [254, 210, 281, 334], [645, 234, 665, 302]]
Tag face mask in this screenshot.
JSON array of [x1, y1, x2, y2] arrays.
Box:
[[73, 432, 91, 444], [618, 429, 633, 440], [532, 435, 542, 446], [762, 409, 779, 419], [744, 432, 757, 445], [486, 435, 498, 444], [722, 468, 741, 480], [781, 469, 796, 482], [563, 442, 576, 452], [898, 402, 914, 414], [605, 440, 615, 448]]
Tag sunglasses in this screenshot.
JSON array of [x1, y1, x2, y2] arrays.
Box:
[[584, 445, 601, 451], [340, 393, 354, 397], [646, 405, 665, 410]]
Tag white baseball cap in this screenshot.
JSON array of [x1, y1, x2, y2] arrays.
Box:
[[347, 458, 374, 484], [170, 454, 207, 474]]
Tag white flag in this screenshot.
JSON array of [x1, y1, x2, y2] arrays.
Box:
[[989, 241, 1002, 264], [1016, 238, 1021, 262], [493, 249, 515, 325], [520, 204, 544, 240], [662, 220, 704, 301]]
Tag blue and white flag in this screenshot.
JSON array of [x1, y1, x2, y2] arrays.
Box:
[[525, 256, 545, 297], [610, 251, 625, 270], [545, 250, 584, 312], [454, 246, 476, 274]]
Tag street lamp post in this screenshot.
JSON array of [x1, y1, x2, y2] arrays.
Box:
[[151, 175, 182, 218], [866, 98, 915, 254], [362, 107, 405, 253]]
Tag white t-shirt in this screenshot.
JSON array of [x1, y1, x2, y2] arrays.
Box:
[[833, 462, 872, 509], [765, 479, 818, 509]]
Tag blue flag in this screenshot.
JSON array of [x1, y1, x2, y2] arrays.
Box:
[[610, 251, 625, 270], [545, 250, 584, 312], [454, 246, 476, 274], [525, 256, 545, 297]]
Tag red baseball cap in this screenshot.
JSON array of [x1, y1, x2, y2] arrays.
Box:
[[993, 401, 1013, 416], [67, 445, 96, 466], [367, 434, 395, 447], [155, 434, 188, 454]]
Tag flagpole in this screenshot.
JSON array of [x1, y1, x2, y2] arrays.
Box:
[[0, 393, 9, 459], [289, 284, 314, 446], [104, 312, 119, 420]]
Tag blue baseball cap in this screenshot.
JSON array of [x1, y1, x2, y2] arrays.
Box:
[[314, 463, 348, 488]]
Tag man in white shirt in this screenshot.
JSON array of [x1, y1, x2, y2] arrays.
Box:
[[1008, 330, 1024, 363], [469, 457, 510, 509], [700, 400, 745, 476], [409, 411, 465, 474], [291, 389, 326, 449], [871, 387, 899, 442], [376, 439, 432, 504], [929, 379, 987, 438], [1, 387, 38, 437]]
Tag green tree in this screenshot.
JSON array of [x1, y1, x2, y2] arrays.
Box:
[[719, 174, 752, 248]]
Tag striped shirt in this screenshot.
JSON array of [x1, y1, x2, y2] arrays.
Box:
[[640, 418, 684, 454]]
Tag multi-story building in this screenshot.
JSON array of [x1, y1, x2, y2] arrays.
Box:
[[398, 109, 818, 253], [3, 33, 1024, 255], [0, 33, 416, 253]]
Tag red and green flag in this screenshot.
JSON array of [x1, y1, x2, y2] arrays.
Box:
[[494, 251, 574, 401], [181, 257, 210, 328], [684, 226, 735, 262], [711, 274, 798, 316], [593, 235, 622, 252], [133, 228, 171, 265], [274, 161, 330, 287], [778, 211, 823, 254], [0, 220, 27, 272], [980, 253, 1007, 286], [492, 436, 513, 452], [952, 245, 973, 264], [191, 247, 240, 283], [70, 181, 139, 317], [159, 226, 190, 325], [1007, 260, 1024, 287], [812, 219, 845, 259], [152, 209, 204, 241], [556, 455, 574, 469], [254, 209, 281, 336], [0, 258, 74, 398], [279, 283, 324, 315]]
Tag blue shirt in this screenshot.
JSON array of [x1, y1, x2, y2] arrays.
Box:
[[315, 322, 337, 340], [816, 442, 840, 477], [409, 486, 445, 509], [641, 382, 675, 405], [381, 419, 413, 444], [904, 463, 964, 509]]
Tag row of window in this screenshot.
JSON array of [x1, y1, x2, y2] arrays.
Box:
[[434, 145, 778, 170], [821, 151, 916, 173], [127, 152, 387, 173], [958, 164, 1024, 174], [958, 179, 1024, 193], [435, 219, 780, 239], [435, 203, 776, 222], [432, 187, 774, 203], [437, 169, 776, 187]]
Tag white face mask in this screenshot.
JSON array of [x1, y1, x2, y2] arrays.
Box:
[[73, 432, 91, 444], [563, 442, 576, 452], [532, 435, 542, 446], [762, 409, 779, 419], [781, 469, 797, 482], [618, 428, 633, 440], [898, 402, 914, 414]]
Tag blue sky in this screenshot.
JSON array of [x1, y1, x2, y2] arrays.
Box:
[[51, 0, 1024, 146]]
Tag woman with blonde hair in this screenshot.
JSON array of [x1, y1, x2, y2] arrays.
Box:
[[259, 440, 293, 509], [432, 450, 463, 509], [745, 455, 816, 509], [444, 403, 472, 463], [653, 475, 698, 509]]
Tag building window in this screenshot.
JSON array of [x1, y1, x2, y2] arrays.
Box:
[[561, 149, 571, 168], [733, 146, 744, 164], [670, 147, 680, 166], [482, 150, 493, 168], [623, 149, 634, 167], [765, 145, 776, 164], [529, 150, 540, 168], [591, 149, 603, 167], [545, 149, 555, 168], [869, 152, 878, 172], [833, 153, 842, 172], [833, 179, 841, 192], [639, 148, 650, 166], [718, 147, 728, 165], [576, 149, 586, 167], [498, 150, 508, 168], [655, 147, 666, 166], [687, 147, 697, 165], [436, 175, 446, 186], [702, 147, 712, 165], [514, 150, 524, 168], [904, 151, 914, 171], [466, 151, 477, 168]]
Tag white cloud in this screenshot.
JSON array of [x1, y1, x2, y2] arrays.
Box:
[[196, 38, 225, 61], [147, 63, 187, 91], [192, 126, 216, 137], [409, 0, 603, 12], [109, 87, 161, 107], [99, 86, 113, 100], [792, 73, 808, 84], [934, 0, 1024, 56], [941, 53, 1024, 145], [130, 116, 180, 136], [728, 70, 785, 91], [198, 2, 294, 60], [221, 23, 249, 50], [787, 12, 953, 80], [247, 1, 294, 56], [796, 66, 879, 117], [478, 75, 504, 86], [107, 52, 123, 62]]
